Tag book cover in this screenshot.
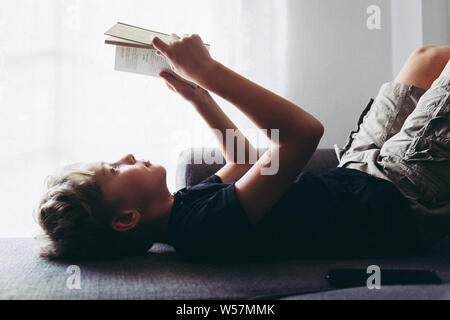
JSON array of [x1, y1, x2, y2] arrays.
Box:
[[105, 22, 210, 50]]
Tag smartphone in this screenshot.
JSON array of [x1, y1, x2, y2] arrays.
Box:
[[326, 268, 441, 288]]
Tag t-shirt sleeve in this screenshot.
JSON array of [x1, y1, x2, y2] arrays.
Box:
[[198, 174, 223, 185], [169, 181, 255, 261]]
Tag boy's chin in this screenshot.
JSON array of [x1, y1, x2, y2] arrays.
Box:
[[152, 164, 167, 178], [150, 163, 165, 172], [152, 164, 166, 172]]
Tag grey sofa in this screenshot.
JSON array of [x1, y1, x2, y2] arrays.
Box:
[[0, 148, 449, 300]]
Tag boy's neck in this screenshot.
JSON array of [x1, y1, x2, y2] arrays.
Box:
[[142, 193, 175, 245]]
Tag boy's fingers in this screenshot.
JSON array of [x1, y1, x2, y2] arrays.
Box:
[[161, 71, 181, 84], [160, 71, 173, 81], [151, 36, 169, 55], [161, 72, 180, 90], [169, 33, 181, 43], [161, 72, 191, 93], [165, 81, 176, 92]]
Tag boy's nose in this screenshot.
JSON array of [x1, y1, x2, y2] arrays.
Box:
[[122, 154, 136, 164]]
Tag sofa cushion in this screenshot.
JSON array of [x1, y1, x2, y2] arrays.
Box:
[[176, 148, 338, 189], [1, 236, 449, 299]]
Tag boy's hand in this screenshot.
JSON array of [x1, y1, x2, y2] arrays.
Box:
[[160, 71, 211, 103], [151, 33, 215, 85]]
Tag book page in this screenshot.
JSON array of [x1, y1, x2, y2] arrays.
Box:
[[114, 46, 199, 88], [115, 46, 170, 76]]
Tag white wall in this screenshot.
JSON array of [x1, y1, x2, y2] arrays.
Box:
[[422, 0, 449, 45], [284, 0, 449, 149], [391, 0, 450, 77], [284, 0, 392, 148], [391, 0, 423, 78]]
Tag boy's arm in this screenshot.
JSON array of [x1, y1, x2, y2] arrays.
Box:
[[196, 62, 324, 224], [160, 72, 258, 184], [153, 35, 324, 225], [190, 92, 259, 183]]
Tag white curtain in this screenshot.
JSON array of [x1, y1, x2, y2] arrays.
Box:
[[0, 0, 288, 237]]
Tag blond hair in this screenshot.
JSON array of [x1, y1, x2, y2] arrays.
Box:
[[34, 163, 153, 260]]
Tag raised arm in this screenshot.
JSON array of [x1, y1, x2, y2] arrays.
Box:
[[199, 61, 324, 224], [153, 34, 324, 224], [159, 71, 258, 183]]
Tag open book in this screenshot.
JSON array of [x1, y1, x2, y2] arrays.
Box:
[[104, 22, 211, 88]]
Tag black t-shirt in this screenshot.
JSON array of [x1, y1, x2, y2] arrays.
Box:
[[168, 167, 419, 262]]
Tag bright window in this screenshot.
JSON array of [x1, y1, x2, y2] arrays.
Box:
[[0, 0, 288, 237]]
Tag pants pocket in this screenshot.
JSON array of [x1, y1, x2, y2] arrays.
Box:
[[404, 117, 450, 163], [402, 99, 450, 205], [403, 93, 450, 162]]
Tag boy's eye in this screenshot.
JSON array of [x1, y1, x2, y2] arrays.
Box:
[[110, 166, 117, 174]]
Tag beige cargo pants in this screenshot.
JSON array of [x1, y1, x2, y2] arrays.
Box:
[[335, 76, 450, 211]]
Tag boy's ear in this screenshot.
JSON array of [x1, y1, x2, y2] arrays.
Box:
[[111, 210, 141, 232]]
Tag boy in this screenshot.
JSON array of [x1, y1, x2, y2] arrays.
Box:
[[35, 35, 449, 261]]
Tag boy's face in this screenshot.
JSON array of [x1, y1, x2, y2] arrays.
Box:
[[86, 154, 167, 213]]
